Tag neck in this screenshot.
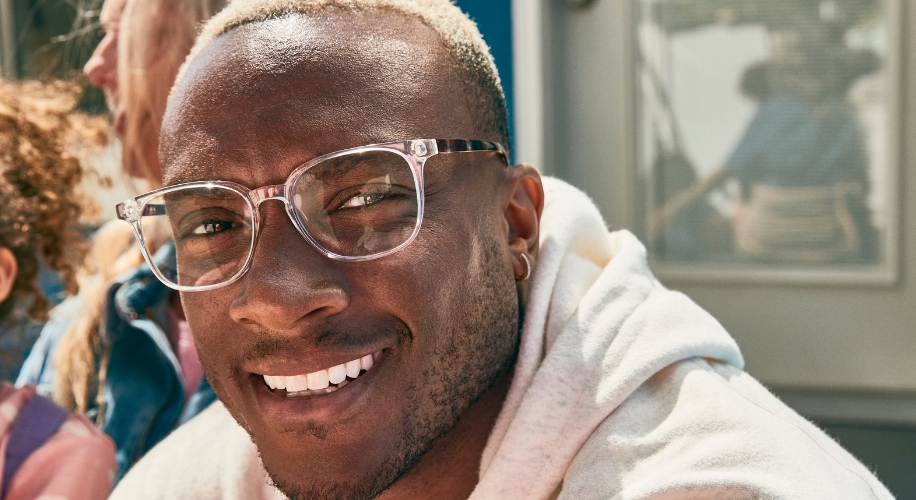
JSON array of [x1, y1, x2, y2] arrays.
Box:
[[377, 367, 513, 500]]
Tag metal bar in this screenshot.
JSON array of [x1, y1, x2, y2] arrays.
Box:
[[511, 0, 545, 171], [0, 0, 16, 79]]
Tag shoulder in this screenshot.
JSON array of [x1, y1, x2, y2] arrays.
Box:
[[561, 359, 894, 500], [2, 386, 116, 500], [111, 401, 283, 500], [0, 383, 34, 430], [32, 295, 86, 344], [14, 297, 85, 391], [8, 413, 117, 500]]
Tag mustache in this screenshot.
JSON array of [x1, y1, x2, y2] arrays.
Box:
[[242, 321, 411, 362]]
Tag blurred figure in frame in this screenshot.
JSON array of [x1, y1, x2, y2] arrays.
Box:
[[651, 47, 879, 264]]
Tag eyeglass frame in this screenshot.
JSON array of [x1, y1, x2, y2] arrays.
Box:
[[115, 138, 509, 292]]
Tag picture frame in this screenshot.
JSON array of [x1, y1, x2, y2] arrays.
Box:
[[631, 0, 901, 285]]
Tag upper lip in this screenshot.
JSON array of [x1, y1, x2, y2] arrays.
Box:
[[239, 318, 406, 378], [245, 346, 390, 377]]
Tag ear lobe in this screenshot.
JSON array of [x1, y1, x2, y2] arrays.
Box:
[[0, 247, 19, 305], [504, 164, 544, 263]]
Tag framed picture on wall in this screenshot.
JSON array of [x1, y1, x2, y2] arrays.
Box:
[[632, 0, 900, 284]]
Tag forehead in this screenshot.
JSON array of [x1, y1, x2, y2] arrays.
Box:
[[161, 11, 479, 186]]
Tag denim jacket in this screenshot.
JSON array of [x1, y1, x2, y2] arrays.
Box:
[[16, 245, 216, 481]]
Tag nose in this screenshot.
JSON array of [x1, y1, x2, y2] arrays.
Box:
[[83, 31, 118, 92], [229, 203, 350, 332]]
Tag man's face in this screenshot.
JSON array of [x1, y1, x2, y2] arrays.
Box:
[[162, 12, 524, 499]]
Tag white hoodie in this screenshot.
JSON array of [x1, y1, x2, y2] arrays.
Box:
[[111, 177, 893, 499]]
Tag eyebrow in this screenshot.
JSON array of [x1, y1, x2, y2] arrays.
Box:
[[162, 141, 392, 187]]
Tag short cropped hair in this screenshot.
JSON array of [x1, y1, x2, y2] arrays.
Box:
[[173, 0, 510, 152]]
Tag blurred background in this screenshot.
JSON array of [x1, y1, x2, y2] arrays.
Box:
[[1, 0, 913, 496]]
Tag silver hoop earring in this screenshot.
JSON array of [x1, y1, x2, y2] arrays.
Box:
[[518, 253, 531, 281]]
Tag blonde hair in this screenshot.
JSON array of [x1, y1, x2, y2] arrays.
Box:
[[172, 0, 509, 148], [53, 0, 226, 414], [52, 220, 140, 413], [119, 0, 227, 186]]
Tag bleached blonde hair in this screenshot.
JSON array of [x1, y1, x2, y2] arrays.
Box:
[[173, 0, 509, 148]]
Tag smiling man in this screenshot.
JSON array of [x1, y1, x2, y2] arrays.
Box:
[[109, 1, 892, 499]]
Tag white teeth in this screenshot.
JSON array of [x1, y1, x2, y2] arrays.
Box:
[[328, 364, 347, 385], [290, 375, 308, 392], [360, 354, 374, 371], [263, 351, 383, 394], [345, 359, 361, 378], [307, 370, 330, 390]]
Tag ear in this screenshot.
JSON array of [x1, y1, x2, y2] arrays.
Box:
[[0, 247, 19, 305], [503, 164, 544, 279]]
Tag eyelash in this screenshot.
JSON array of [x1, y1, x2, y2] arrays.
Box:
[[191, 220, 234, 235]]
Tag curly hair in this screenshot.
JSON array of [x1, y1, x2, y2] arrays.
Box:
[[0, 79, 108, 325]]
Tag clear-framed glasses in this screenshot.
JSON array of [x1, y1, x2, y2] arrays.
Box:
[[115, 139, 508, 291]]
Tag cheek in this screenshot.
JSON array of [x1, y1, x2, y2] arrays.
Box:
[[372, 207, 519, 445], [383, 201, 506, 335], [181, 292, 234, 368]]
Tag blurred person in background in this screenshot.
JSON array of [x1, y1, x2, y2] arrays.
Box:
[[0, 78, 115, 500], [17, 0, 227, 482], [652, 47, 879, 264]]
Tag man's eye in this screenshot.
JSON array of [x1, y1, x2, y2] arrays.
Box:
[[191, 220, 234, 235], [340, 192, 387, 209]]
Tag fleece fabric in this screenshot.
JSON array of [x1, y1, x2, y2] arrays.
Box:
[[0, 383, 117, 500], [110, 177, 893, 500]]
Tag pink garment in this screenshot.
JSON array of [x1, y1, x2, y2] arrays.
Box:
[[167, 306, 204, 403], [0, 383, 116, 500]]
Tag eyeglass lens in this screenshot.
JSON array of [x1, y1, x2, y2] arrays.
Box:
[[138, 150, 420, 288]]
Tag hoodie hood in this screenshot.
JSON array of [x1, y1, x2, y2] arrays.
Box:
[[473, 177, 744, 499]]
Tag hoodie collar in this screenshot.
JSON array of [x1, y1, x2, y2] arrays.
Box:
[[112, 243, 177, 324]]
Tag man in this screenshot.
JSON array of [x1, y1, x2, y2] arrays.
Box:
[[111, 1, 892, 498]]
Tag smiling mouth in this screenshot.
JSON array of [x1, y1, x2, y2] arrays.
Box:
[[262, 351, 383, 398]]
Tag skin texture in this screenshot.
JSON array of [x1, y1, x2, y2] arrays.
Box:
[[0, 247, 17, 304], [161, 11, 543, 500]]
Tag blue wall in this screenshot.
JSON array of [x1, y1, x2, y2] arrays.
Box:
[[452, 0, 514, 149]]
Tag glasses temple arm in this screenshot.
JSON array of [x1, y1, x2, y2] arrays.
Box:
[[435, 139, 509, 163]]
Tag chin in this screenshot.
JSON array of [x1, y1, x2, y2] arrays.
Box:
[[243, 372, 422, 499], [256, 427, 405, 500], [262, 443, 419, 500]]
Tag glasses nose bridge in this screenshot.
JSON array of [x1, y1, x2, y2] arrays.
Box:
[[250, 184, 291, 208], [248, 183, 305, 243]]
